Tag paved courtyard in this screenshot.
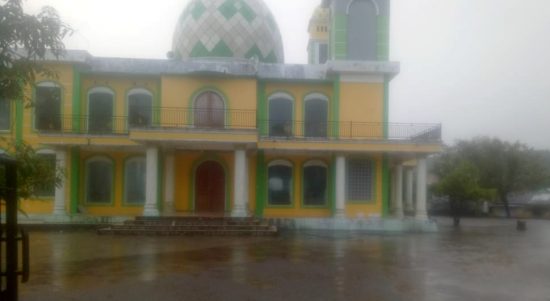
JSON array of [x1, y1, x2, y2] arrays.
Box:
[[19, 218, 550, 301]]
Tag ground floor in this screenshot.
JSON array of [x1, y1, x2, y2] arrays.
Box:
[[18, 145, 430, 221]]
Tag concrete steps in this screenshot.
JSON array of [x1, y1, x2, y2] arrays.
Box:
[[97, 217, 277, 236]]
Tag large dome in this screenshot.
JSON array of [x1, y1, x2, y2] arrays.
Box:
[[172, 0, 284, 63]]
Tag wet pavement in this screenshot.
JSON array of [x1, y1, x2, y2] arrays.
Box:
[[19, 218, 550, 301]]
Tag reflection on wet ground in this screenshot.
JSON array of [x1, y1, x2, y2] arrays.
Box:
[[20, 218, 550, 301]]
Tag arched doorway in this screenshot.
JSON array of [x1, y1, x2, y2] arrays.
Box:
[[195, 161, 226, 213]]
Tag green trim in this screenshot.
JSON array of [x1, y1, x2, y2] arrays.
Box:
[[15, 97, 23, 144], [301, 160, 330, 209], [255, 151, 266, 217], [301, 92, 330, 138], [332, 13, 348, 60], [31, 80, 65, 134], [382, 155, 390, 217], [329, 154, 336, 215], [265, 90, 296, 136], [257, 81, 267, 136], [121, 155, 146, 207], [383, 79, 389, 138], [188, 86, 231, 126], [83, 155, 116, 206], [376, 15, 390, 61], [331, 76, 340, 138], [70, 147, 80, 214], [190, 155, 230, 213], [72, 66, 81, 133], [265, 159, 295, 209]]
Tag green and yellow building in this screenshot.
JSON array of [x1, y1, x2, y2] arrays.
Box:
[[2, 0, 441, 228]]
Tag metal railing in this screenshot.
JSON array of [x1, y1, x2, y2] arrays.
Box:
[[258, 120, 442, 143], [34, 110, 441, 143]]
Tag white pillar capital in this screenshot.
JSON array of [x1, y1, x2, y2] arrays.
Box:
[[144, 146, 160, 216]]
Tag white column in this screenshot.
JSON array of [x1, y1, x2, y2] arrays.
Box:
[[405, 168, 414, 214], [232, 149, 248, 217], [415, 157, 428, 220], [163, 151, 175, 215], [53, 149, 67, 215], [335, 155, 346, 218], [144, 146, 160, 216], [394, 165, 404, 218]]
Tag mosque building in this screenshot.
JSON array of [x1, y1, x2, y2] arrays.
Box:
[[3, 0, 441, 229]]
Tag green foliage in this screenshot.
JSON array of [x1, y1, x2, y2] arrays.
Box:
[[0, 0, 72, 102], [434, 137, 550, 218], [0, 138, 62, 201]]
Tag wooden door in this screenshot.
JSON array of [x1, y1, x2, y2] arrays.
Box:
[[195, 161, 225, 213]]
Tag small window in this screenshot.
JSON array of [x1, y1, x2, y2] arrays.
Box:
[[124, 157, 146, 204], [88, 88, 114, 133], [346, 158, 375, 202], [304, 94, 328, 138], [35, 82, 61, 131], [0, 97, 10, 130], [268, 161, 293, 206], [303, 161, 328, 206], [86, 157, 113, 204], [268, 94, 293, 137], [35, 153, 56, 197], [128, 89, 153, 128], [194, 91, 224, 128]]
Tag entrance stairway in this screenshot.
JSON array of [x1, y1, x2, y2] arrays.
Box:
[[97, 216, 278, 236]]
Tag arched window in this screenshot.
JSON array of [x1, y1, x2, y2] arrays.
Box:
[[85, 156, 113, 204], [348, 0, 378, 60], [304, 94, 328, 138], [35, 82, 61, 131], [346, 158, 375, 202], [268, 160, 293, 206], [128, 89, 153, 129], [303, 161, 328, 206], [194, 91, 224, 128], [124, 156, 146, 204], [88, 87, 114, 133], [35, 149, 56, 197], [0, 97, 10, 131], [268, 93, 293, 137]]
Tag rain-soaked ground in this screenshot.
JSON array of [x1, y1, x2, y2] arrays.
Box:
[[18, 218, 550, 301]]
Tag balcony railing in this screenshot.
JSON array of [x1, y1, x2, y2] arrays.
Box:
[[258, 120, 442, 143], [34, 110, 441, 144], [35, 108, 257, 135]]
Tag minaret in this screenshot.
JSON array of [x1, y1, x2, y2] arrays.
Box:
[[307, 6, 330, 64], [321, 0, 390, 61]]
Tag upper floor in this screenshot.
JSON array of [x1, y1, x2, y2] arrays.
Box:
[[0, 51, 441, 154]]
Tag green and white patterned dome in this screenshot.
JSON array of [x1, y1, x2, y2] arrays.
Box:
[[172, 0, 284, 63]]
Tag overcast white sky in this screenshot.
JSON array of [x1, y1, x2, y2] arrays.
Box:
[[25, 0, 550, 150]]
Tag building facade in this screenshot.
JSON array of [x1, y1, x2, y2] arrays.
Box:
[[2, 0, 441, 223]]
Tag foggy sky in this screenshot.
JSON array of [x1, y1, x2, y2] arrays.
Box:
[[24, 0, 550, 150]]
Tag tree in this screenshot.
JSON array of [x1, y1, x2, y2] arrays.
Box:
[[1, 0, 71, 102], [454, 137, 550, 218], [0, 0, 70, 202], [432, 149, 490, 226]]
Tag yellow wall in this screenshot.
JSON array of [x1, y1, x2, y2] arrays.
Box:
[[344, 154, 384, 218], [263, 154, 332, 218], [339, 82, 384, 138], [265, 82, 333, 137], [80, 150, 145, 216], [161, 76, 257, 129], [23, 63, 75, 146]]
